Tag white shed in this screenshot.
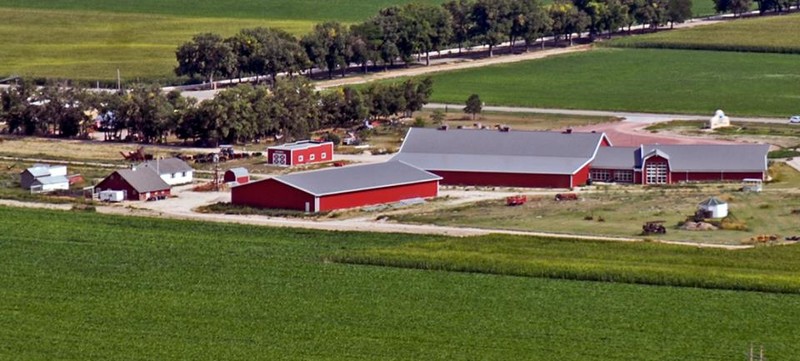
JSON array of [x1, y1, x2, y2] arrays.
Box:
[[698, 197, 728, 218], [30, 175, 70, 193]]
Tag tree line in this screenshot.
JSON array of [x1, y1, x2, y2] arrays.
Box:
[[713, 0, 798, 16], [0, 78, 433, 146], [176, 0, 696, 85]]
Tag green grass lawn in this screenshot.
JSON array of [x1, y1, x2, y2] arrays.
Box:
[[391, 181, 800, 244], [1, 206, 800, 359], [610, 13, 800, 53], [646, 120, 800, 138], [427, 48, 800, 117]]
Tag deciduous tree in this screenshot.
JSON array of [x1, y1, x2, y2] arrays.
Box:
[[464, 94, 482, 120], [175, 33, 236, 87]]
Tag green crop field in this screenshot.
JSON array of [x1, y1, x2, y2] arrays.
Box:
[[1, 206, 800, 359], [0, 9, 310, 83], [427, 48, 800, 117], [0, 0, 441, 82], [610, 13, 800, 53], [333, 234, 800, 293], [0, 0, 444, 22]]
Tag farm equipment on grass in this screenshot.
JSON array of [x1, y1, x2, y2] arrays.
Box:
[[555, 193, 579, 201], [642, 220, 667, 234], [506, 195, 527, 206], [120, 146, 153, 162]]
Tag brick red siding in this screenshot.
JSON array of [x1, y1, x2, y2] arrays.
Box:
[[318, 181, 439, 211], [267, 143, 333, 166], [670, 171, 764, 183], [232, 179, 315, 211], [572, 164, 591, 187], [432, 170, 573, 188]]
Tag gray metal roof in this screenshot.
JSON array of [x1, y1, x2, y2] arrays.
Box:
[[25, 166, 51, 178], [31, 175, 69, 185], [139, 158, 193, 175], [593, 144, 769, 172], [271, 161, 441, 196], [227, 167, 249, 177], [699, 197, 726, 206], [392, 128, 607, 175], [642, 144, 769, 172], [116, 168, 171, 192], [593, 147, 639, 169]]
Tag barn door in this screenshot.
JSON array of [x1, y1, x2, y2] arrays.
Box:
[[272, 153, 287, 165]]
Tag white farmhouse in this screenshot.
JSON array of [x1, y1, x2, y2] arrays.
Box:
[[139, 158, 194, 186]]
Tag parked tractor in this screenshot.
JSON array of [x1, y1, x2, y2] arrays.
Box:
[[642, 221, 667, 235]]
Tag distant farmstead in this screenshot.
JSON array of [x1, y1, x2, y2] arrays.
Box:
[[267, 140, 334, 166], [232, 161, 441, 212]]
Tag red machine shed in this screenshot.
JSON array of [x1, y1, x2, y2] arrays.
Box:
[[95, 167, 171, 201], [267, 140, 334, 166], [391, 128, 608, 188], [224, 168, 250, 184], [232, 161, 441, 212]]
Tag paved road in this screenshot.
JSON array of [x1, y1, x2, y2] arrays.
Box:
[[425, 103, 790, 124]]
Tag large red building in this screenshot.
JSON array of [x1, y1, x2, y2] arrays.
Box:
[[392, 127, 611, 188], [267, 140, 334, 166], [591, 144, 770, 185], [232, 161, 441, 212]]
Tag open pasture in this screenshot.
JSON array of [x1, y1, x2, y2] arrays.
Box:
[[391, 177, 800, 244], [610, 13, 800, 54], [1, 206, 800, 359], [427, 48, 800, 117]]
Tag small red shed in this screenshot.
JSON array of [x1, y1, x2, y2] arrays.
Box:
[[95, 167, 171, 201], [224, 167, 250, 184], [232, 161, 441, 212], [267, 140, 334, 166]]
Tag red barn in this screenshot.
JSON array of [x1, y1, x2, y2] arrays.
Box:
[[95, 167, 171, 201], [391, 128, 610, 188], [232, 161, 441, 212], [591, 144, 770, 184], [224, 167, 250, 184], [267, 140, 334, 166]]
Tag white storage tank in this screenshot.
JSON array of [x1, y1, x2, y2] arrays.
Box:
[[698, 197, 728, 218]]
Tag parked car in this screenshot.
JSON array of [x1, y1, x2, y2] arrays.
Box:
[[790, 115, 800, 124]]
